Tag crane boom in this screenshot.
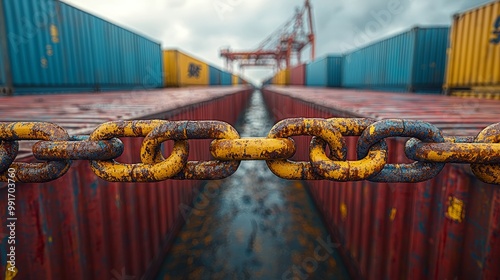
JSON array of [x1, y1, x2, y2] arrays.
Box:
[[220, 0, 315, 72]]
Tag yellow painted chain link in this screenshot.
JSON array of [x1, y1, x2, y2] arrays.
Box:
[[1, 118, 500, 184]]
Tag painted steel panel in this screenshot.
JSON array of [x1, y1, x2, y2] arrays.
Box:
[[1, 0, 163, 95], [272, 69, 290, 85], [163, 50, 209, 87], [343, 27, 448, 93], [0, 0, 11, 95], [220, 71, 232, 86], [445, 1, 500, 96], [290, 64, 306, 86], [232, 74, 239, 85], [306, 56, 342, 87], [209, 65, 221, 86], [0, 86, 252, 279], [263, 86, 500, 279]]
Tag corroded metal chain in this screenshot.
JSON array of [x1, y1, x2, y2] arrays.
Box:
[[1, 118, 500, 185]]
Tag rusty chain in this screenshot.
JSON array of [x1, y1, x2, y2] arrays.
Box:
[[0, 118, 500, 185]]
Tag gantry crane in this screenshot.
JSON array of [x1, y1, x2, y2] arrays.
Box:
[[220, 0, 315, 72]]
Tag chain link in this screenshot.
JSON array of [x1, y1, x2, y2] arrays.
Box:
[[0, 119, 500, 184]]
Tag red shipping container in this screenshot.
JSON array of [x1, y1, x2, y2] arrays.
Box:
[[289, 64, 306, 86], [0, 86, 252, 279], [263, 86, 500, 279]]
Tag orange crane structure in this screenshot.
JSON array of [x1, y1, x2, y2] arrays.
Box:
[[220, 0, 315, 72]]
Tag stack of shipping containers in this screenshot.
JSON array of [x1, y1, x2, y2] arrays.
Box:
[[209, 65, 222, 85], [0, 0, 244, 95]]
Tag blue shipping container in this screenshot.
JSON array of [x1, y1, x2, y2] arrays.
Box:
[[209, 65, 221, 86], [342, 27, 449, 93], [0, 0, 11, 95], [221, 71, 232, 86], [0, 0, 163, 95], [306, 56, 342, 87]]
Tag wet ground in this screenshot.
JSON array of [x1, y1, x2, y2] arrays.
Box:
[[155, 91, 350, 280]]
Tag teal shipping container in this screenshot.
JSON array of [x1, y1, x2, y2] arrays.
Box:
[[305, 56, 342, 87], [209, 65, 222, 85], [0, 0, 163, 95], [342, 27, 449, 93], [221, 71, 232, 86], [0, 0, 11, 95]]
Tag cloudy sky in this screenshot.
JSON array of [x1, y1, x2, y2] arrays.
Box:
[[63, 0, 491, 84]]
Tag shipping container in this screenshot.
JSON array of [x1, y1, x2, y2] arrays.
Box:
[[221, 71, 232, 86], [290, 64, 306, 86], [272, 69, 290, 85], [163, 49, 209, 87], [306, 56, 342, 87], [209, 65, 222, 86], [343, 27, 449, 93], [445, 1, 500, 97], [263, 86, 500, 279], [0, 0, 163, 95], [232, 74, 239, 85], [0, 0, 10, 95], [0, 86, 252, 279]]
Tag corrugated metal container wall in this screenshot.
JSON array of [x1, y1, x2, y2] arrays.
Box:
[[232, 74, 239, 85], [209, 65, 221, 85], [305, 56, 342, 87], [445, 1, 500, 97], [221, 71, 232, 86], [0, 87, 253, 279], [1, 0, 163, 95], [343, 27, 448, 93], [273, 69, 290, 85], [262, 86, 500, 280], [0, 0, 10, 95], [290, 64, 306, 86], [163, 50, 209, 87]]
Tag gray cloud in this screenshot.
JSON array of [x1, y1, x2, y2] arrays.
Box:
[[63, 0, 492, 84]]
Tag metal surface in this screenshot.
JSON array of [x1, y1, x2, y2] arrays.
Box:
[[33, 136, 124, 161], [1, 0, 162, 95], [163, 50, 209, 87], [290, 63, 306, 86], [0, 0, 12, 95], [220, 71, 232, 86], [0, 86, 252, 279], [445, 1, 500, 96], [210, 138, 296, 160], [272, 69, 290, 85], [263, 86, 500, 279], [342, 27, 449, 93], [232, 74, 239, 85], [3, 117, 500, 184], [209, 66, 222, 86], [472, 122, 500, 184], [156, 90, 349, 280], [357, 119, 446, 182], [306, 56, 342, 87]]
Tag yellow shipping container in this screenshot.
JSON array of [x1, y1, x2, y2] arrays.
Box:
[[163, 50, 209, 87], [232, 74, 239, 85], [445, 1, 500, 95], [273, 69, 290, 85]]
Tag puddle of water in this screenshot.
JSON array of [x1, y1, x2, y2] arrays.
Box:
[[156, 91, 350, 280]]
